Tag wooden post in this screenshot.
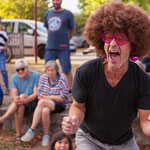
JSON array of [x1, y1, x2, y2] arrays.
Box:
[[34, 0, 38, 63]]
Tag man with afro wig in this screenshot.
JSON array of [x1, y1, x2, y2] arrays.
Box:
[[62, 1, 150, 150]]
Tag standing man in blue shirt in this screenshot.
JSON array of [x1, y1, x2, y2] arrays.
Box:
[[0, 16, 9, 95], [44, 0, 76, 93]]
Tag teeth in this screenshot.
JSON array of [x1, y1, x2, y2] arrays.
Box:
[[110, 51, 120, 54]]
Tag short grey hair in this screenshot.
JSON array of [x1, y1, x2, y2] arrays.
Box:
[[15, 59, 28, 68], [45, 60, 59, 73]]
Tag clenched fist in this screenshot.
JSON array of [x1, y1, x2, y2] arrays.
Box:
[[62, 115, 79, 135]]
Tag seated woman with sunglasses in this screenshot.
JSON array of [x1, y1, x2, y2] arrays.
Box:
[[0, 59, 40, 144], [62, 1, 150, 150], [21, 60, 69, 147]]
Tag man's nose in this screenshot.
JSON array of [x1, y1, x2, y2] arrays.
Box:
[[110, 38, 117, 46]]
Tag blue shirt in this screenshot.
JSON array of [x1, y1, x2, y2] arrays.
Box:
[[44, 9, 75, 50], [11, 70, 40, 95]]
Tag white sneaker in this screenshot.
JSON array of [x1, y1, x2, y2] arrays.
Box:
[[21, 129, 35, 142], [42, 134, 50, 146]]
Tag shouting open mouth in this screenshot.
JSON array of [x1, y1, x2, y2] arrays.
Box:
[[110, 51, 120, 62]]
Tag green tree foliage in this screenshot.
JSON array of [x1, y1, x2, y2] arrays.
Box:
[[0, 0, 50, 22], [123, 0, 150, 12], [79, 0, 111, 16], [79, 0, 150, 17], [74, 14, 87, 34], [76, 0, 150, 34]]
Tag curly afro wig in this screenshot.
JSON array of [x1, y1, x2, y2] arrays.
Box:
[[83, 1, 150, 57]]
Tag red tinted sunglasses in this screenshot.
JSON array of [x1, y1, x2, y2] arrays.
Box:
[[101, 31, 128, 45]]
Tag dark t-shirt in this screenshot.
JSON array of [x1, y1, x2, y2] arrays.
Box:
[[72, 58, 150, 145], [44, 9, 75, 50]]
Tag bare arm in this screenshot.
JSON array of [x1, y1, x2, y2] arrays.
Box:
[[139, 109, 150, 136], [11, 88, 22, 105], [11, 87, 38, 105], [21, 87, 38, 104], [1, 41, 8, 51], [4, 41, 8, 49], [11, 88, 18, 101], [62, 99, 86, 135], [70, 29, 75, 39], [39, 94, 64, 103], [69, 100, 86, 124]]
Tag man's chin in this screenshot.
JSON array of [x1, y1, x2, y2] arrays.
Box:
[[19, 74, 25, 78], [108, 59, 119, 66], [108, 61, 120, 69], [54, 6, 61, 10]]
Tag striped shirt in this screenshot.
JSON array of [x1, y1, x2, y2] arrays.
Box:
[[0, 29, 8, 50], [38, 73, 69, 106]]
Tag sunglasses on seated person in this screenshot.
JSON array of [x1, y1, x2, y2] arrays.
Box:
[[16, 67, 25, 72], [101, 31, 128, 45]]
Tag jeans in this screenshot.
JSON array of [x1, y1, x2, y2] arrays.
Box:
[[0, 52, 9, 89], [75, 128, 139, 150]]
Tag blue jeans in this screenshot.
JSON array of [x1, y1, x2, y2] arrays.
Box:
[[0, 84, 4, 105], [0, 51, 9, 89], [45, 49, 71, 73]]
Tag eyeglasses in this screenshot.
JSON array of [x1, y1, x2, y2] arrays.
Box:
[[16, 67, 25, 72], [101, 31, 128, 45]]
